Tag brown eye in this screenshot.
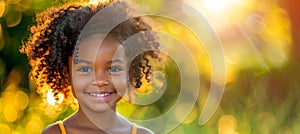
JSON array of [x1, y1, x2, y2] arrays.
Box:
[[77, 66, 92, 73], [108, 66, 122, 73]]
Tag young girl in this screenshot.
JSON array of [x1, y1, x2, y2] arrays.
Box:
[[21, 0, 162, 133]]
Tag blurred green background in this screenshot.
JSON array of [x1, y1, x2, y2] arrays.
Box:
[[0, 0, 299, 133]]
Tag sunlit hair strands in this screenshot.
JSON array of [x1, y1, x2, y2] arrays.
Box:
[[20, 0, 164, 109]]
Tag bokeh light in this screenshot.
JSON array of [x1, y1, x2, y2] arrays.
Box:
[[25, 115, 44, 134], [5, 10, 22, 27], [14, 91, 29, 110], [0, 123, 11, 134], [0, 0, 299, 133], [0, 0, 5, 18], [3, 105, 18, 122], [218, 115, 237, 134]]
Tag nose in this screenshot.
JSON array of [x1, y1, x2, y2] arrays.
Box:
[[96, 80, 109, 87], [93, 71, 109, 87]]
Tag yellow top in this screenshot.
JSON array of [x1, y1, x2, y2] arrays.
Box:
[[57, 121, 137, 134], [132, 123, 137, 134], [57, 121, 67, 134]]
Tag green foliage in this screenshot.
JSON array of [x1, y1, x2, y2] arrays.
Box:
[[0, 0, 299, 133]]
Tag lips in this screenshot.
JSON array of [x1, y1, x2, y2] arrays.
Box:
[[84, 90, 116, 101], [88, 92, 112, 97]]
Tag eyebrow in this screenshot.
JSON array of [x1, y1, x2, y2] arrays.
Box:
[[109, 59, 125, 64], [75, 59, 125, 64], [75, 59, 93, 64]]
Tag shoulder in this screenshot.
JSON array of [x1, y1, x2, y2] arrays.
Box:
[[42, 123, 61, 134], [136, 125, 154, 134]]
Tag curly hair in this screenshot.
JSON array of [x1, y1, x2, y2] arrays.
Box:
[[20, 0, 162, 106]]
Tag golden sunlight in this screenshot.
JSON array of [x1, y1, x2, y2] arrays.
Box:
[[46, 89, 64, 106], [46, 89, 56, 106], [203, 0, 229, 13], [89, 0, 110, 4]]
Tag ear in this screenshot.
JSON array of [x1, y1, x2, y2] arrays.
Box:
[[68, 55, 78, 99]]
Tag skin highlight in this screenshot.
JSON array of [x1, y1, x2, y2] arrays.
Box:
[[21, 1, 163, 133]]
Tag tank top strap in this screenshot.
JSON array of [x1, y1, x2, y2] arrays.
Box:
[[131, 123, 137, 134], [57, 121, 67, 134]]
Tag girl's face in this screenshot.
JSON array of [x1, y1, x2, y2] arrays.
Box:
[[69, 36, 128, 112]]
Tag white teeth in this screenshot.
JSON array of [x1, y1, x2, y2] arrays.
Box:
[[89, 93, 110, 97]]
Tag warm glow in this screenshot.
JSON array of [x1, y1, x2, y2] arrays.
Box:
[[89, 0, 98, 4], [203, 0, 229, 13], [3, 105, 18, 122], [0, 124, 11, 134], [0, 0, 297, 133], [46, 89, 56, 106], [89, 0, 110, 4], [46, 89, 64, 106], [218, 115, 237, 134], [26, 116, 44, 134], [0, 0, 5, 18], [14, 91, 29, 110]]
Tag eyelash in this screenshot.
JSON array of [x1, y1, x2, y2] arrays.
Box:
[[108, 66, 123, 73], [77, 66, 92, 73], [76, 66, 123, 74]]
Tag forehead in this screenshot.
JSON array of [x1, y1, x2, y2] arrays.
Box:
[[74, 36, 125, 62]]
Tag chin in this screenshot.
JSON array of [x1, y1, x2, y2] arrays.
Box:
[[92, 107, 114, 112], [89, 103, 117, 112]]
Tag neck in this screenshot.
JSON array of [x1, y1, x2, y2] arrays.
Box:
[[76, 107, 130, 132]]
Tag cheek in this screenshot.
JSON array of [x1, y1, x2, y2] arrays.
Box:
[[112, 75, 127, 93], [71, 74, 92, 94]]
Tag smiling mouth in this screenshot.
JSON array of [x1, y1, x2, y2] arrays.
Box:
[[85, 91, 117, 98], [88, 93, 112, 97]]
